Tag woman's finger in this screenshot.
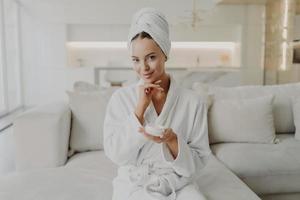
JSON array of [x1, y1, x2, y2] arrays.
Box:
[[151, 136, 163, 143], [139, 127, 163, 143], [154, 80, 162, 84], [144, 85, 164, 94], [146, 133, 162, 143], [145, 88, 151, 94], [144, 83, 164, 90], [161, 132, 171, 141], [161, 128, 174, 142]]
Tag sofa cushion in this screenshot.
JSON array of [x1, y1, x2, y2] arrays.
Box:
[[292, 97, 300, 140], [68, 152, 261, 200], [13, 102, 71, 171], [67, 87, 116, 152], [0, 167, 114, 200], [208, 95, 276, 144], [0, 152, 261, 200], [261, 193, 300, 200], [200, 82, 300, 134], [211, 134, 300, 195], [197, 155, 261, 200], [65, 151, 117, 178]]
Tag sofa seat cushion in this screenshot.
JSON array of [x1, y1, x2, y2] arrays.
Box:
[[68, 152, 261, 200], [0, 167, 114, 200], [211, 134, 300, 195], [0, 151, 260, 200], [66, 151, 261, 199], [261, 193, 300, 200], [65, 151, 117, 180], [197, 155, 261, 200]]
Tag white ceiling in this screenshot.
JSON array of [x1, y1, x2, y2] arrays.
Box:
[[18, 0, 197, 24], [17, 0, 299, 24]]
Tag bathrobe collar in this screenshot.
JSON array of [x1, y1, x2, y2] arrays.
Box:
[[136, 74, 180, 126]]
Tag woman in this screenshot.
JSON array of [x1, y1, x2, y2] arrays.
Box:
[[103, 7, 211, 200]]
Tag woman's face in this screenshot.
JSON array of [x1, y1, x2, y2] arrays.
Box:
[[130, 37, 167, 83]]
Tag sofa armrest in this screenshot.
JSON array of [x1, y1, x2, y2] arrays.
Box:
[[13, 102, 71, 171]]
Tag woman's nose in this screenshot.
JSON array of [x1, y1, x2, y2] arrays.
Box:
[[141, 61, 150, 71]]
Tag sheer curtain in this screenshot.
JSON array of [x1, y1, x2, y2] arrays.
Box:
[[0, 0, 22, 118]]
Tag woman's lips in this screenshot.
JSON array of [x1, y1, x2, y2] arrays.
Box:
[[143, 72, 153, 79]]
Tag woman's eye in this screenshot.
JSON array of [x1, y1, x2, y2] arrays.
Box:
[[132, 59, 139, 63], [149, 56, 156, 60]]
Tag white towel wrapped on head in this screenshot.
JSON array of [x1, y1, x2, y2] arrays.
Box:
[[128, 7, 171, 58]]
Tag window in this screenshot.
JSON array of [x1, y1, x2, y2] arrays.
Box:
[[0, 0, 22, 118]]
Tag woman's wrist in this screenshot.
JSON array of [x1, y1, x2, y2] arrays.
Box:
[[134, 107, 145, 125], [166, 137, 178, 159]]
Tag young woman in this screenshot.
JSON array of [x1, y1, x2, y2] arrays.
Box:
[[104, 7, 211, 200]]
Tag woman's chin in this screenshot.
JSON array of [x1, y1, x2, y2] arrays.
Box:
[[142, 77, 156, 83]]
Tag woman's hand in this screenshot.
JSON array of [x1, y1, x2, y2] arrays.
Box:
[[138, 127, 178, 159], [134, 80, 164, 124]]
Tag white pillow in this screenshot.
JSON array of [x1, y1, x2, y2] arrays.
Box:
[[13, 102, 71, 171], [208, 95, 276, 144], [208, 83, 300, 134], [292, 97, 300, 140], [67, 87, 116, 152]]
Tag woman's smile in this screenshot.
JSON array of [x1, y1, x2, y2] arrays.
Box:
[[143, 71, 154, 79]]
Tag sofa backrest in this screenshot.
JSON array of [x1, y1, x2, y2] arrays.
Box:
[[68, 81, 300, 153]]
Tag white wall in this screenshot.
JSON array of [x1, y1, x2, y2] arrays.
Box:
[[20, 10, 96, 107], [19, 1, 265, 107]]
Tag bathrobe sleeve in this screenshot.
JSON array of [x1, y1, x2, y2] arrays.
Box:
[[162, 101, 212, 178], [103, 91, 148, 166]]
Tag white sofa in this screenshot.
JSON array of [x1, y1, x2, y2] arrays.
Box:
[[1, 82, 300, 200], [200, 83, 300, 200]]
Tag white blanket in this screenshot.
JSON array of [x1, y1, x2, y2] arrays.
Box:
[[103, 76, 211, 200]]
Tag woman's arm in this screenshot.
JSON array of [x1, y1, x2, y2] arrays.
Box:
[[165, 134, 178, 159], [104, 81, 164, 166], [103, 92, 148, 166], [161, 101, 212, 178]]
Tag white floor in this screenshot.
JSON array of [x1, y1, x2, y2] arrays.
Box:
[[0, 127, 16, 176]]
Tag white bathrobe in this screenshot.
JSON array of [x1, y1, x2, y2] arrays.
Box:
[[103, 76, 211, 200]]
